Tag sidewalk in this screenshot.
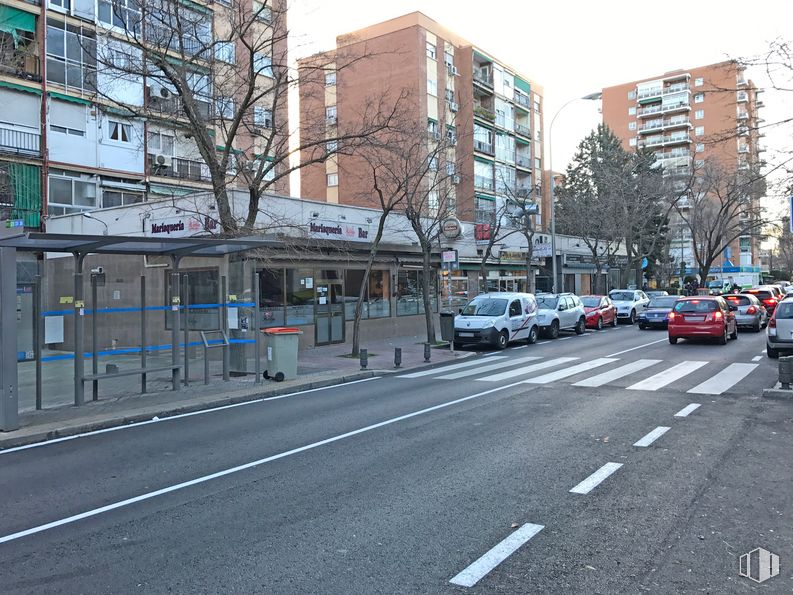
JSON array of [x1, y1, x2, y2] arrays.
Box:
[[1, 334, 475, 449]]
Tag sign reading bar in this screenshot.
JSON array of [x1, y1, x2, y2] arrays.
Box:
[[308, 221, 370, 242]]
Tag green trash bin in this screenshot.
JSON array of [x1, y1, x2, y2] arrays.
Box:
[[262, 327, 302, 382]]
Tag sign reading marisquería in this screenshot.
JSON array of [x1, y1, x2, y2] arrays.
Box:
[[308, 221, 370, 242]]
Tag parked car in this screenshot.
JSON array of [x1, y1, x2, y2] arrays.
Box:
[[454, 292, 539, 350], [722, 293, 768, 332], [646, 290, 669, 298], [741, 287, 780, 316], [608, 289, 650, 324], [637, 295, 679, 329], [766, 296, 793, 358], [668, 296, 738, 345], [581, 295, 617, 329], [535, 293, 586, 338]]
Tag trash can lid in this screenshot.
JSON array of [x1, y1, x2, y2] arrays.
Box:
[[263, 327, 302, 335]]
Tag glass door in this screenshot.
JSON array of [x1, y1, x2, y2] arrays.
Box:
[[315, 282, 345, 345]]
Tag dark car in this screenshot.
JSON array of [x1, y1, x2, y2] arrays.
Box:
[[637, 295, 680, 329]]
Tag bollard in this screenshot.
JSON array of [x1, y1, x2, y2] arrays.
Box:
[[360, 348, 368, 370], [394, 347, 402, 369], [779, 356, 793, 390], [424, 342, 431, 363]]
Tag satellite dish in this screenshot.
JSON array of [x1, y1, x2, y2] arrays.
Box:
[[159, 86, 171, 98]]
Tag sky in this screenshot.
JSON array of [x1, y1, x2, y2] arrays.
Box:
[[287, 0, 793, 204]]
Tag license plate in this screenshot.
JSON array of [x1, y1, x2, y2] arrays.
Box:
[[458, 332, 474, 337], [685, 316, 705, 322]]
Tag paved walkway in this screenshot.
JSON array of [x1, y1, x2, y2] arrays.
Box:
[[3, 334, 474, 449]]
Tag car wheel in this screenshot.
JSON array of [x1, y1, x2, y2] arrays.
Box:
[[611, 315, 618, 327], [453, 342, 462, 350], [496, 330, 508, 350], [548, 320, 560, 339], [767, 345, 780, 359], [669, 336, 678, 345], [718, 326, 728, 345], [596, 316, 603, 330], [629, 310, 636, 325], [527, 325, 538, 345], [730, 324, 738, 340], [638, 323, 646, 330], [575, 317, 585, 335], [753, 320, 762, 333]]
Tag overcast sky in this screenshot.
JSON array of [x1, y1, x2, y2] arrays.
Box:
[[288, 0, 793, 202]]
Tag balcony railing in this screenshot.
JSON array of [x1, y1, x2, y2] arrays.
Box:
[[515, 123, 531, 137], [474, 105, 495, 122], [0, 127, 40, 156], [515, 155, 531, 169], [639, 133, 690, 148], [637, 102, 690, 117], [737, 111, 749, 120], [0, 45, 42, 83], [474, 175, 495, 191], [475, 209, 496, 225], [473, 71, 493, 88], [148, 155, 211, 182], [474, 140, 494, 155], [513, 92, 530, 108], [637, 84, 690, 101], [638, 117, 691, 133]]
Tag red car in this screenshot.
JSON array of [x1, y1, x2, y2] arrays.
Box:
[[581, 295, 618, 330], [668, 296, 738, 345]]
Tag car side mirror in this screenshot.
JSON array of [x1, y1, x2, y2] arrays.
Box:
[[458, 308, 463, 315], [558, 304, 566, 311], [728, 305, 738, 312]]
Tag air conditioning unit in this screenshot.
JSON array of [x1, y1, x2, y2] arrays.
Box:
[[448, 101, 458, 113], [452, 174, 461, 184], [447, 65, 459, 76], [148, 83, 171, 99], [326, 116, 337, 125], [154, 154, 172, 168], [447, 134, 457, 145]]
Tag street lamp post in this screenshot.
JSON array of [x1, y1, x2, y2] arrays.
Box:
[[548, 92, 602, 293]]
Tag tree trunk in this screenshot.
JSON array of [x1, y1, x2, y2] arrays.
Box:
[[421, 246, 437, 344], [525, 244, 535, 294], [351, 211, 389, 356], [215, 186, 238, 234], [594, 264, 603, 294]]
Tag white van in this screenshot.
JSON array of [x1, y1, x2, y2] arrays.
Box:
[[454, 292, 539, 349]]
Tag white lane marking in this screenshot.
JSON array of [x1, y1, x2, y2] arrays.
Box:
[[476, 357, 579, 382], [398, 357, 506, 378], [0, 377, 381, 456], [559, 336, 573, 341], [511, 345, 528, 350], [674, 403, 701, 418], [483, 352, 501, 357], [436, 356, 542, 380], [687, 363, 759, 395], [0, 381, 526, 545], [523, 358, 618, 384], [605, 338, 668, 358], [626, 361, 708, 392], [570, 462, 623, 495], [572, 359, 661, 388], [633, 426, 671, 447], [752, 355, 762, 362], [449, 523, 545, 588]]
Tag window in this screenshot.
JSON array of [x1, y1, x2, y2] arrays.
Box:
[[343, 269, 391, 320], [98, 0, 141, 33], [147, 131, 175, 155], [694, 93, 704, 103], [427, 79, 437, 96], [627, 90, 636, 100], [167, 269, 220, 331], [286, 269, 314, 325], [257, 268, 285, 327], [444, 52, 454, 68], [326, 173, 338, 187], [48, 170, 97, 215], [695, 109, 704, 119], [695, 126, 704, 136], [629, 138, 637, 147], [254, 106, 273, 128], [252, 0, 271, 23], [446, 161, 456, 176], [695, 159, 705, 167], [397, 269, 437, 316], [428, 156, 438, 171], [628, 106, 636, 115], [50, 100, 87, 137], [325, 140, 338, 153], [628, 121, 636, 130], [49, 0, 70, 10], [51, 125, 85, 137], [215, 42, 235, 64], [534, 157, 541, 169], [696, 143, 704, 153], [427, 119, 438, 135], [102, 189, 143, 208], [325, 72, 336, 86], [253, 53, 273, 77], [426, 42, 436, 60], [325, 105, 337, 123], [46, 20, 96, 92], [509, 300, 521, 317], [428, 190, 439, 216], [215, 96, 235, 119], [108, 120, 132, 143], [694, 77, 703, 86]]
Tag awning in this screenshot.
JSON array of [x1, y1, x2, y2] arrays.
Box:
[[0, 6, 35, 46], [0, 80, 41, 95], [101, 180, 147, 192], [148, 184, 200, 197], [48, 91, 92, 106]]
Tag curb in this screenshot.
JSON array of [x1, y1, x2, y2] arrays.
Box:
[[762, 382, 793, 400], [0, 371, 376, 450]]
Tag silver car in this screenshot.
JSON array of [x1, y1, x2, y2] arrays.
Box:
[[766, 297, 793, 358], [723, 293, 767, 332], [535, 293, 587, 338]]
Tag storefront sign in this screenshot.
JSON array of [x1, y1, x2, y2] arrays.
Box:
[[474, 223, 491, 243], [441, 249, 458, 264], [148, 215, 218, 236], [441, 217, 463, 240], [308, 221, 370, 242]]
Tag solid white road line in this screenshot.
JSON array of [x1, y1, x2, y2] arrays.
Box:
[[449, 523, 545, 588], [397, 357, 506, 378], [0, 381, 526, 545], [752, 355, 762, 362], [572, 359, 662, 388], [436, 356, 542, 380], [687, 363, 759, 395], [626, 361, 708, 392], [476, 357, 579, 382], [523, 358, 618, 384], [605, 338, 668, 358], [0, 377, 382, 456], [633, 426, 671, 447], [569, 462, 623, 495], [674, 403, 701, 418]]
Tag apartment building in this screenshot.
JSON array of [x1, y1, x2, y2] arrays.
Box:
[[298, 11, 545, 241], [602, 61, 764, 281], [0, 0, 288, 231]]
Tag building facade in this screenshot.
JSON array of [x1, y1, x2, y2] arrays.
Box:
[[602, 61, 764, 283]]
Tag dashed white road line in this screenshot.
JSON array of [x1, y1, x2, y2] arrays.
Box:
[[449, 523, 545, 587], [570, 462, 623, 495], [752, 355, 762, 362], [633, 426, 671, 447], [674, 403, 701, 418]]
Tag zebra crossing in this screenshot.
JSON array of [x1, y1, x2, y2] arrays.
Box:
[[398, 354, 761, 395]]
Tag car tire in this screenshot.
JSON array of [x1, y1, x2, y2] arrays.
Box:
[[548, 320, 560, 339], [611, 315, 618, 327], [575, 317, 585, 335], [730, 325, 738, 340], [753, 320, 762, 333], [669, 336, 678, 345], [629, 310, 636, 325], [596, 316, 603, 330], [767, 345, 780, 359], [638, 323, 646, 330], [453, 342, 462, 350], [527, 325, 538, 345], [718, 326, 728, 345], [496, 330, 508, 350]]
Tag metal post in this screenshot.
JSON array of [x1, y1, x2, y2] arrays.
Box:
[[360, 348, 368, 370], [182, 274, 190, 386], [253, 269, 261, 385], [34, 274, 42, 410], [91, 273, 99, 401], [221, 275, 230, 382], [169, 265, 181, 391], [140, 275, 147, 394], [0, 246, 19, 430], [73, 253, 85, 406], [424, 342, 431, 363], [394, 347, 402, 368], [204, 342, 210, 385]]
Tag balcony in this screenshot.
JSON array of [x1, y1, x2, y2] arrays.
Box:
[[736, 91, 748, 103], [515, 185, 534, 199], [639, 133, 690, 148], [473, 69, 493, 89], [474, 105, 495, 122], [638, 116, 691, 133], [513, 92, 530, 109], [637, 101, 690, 118], [148, 155, 211, 182], [515, 123, 531, 138], [474, 175, 495, 191], [515, 155, 531, 169], [474, 140, 494, 155], [636, 83, 690, 103], [0, 127, 40, 157], [0, 34, 41, 83], [737, 110, 749, 120]]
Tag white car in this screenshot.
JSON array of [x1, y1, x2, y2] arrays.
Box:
[[608, 289, 650, 324], [535, 293, 587, 338], [454, 292, 539, 350]]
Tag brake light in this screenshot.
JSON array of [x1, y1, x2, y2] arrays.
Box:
[[668, 312, 676, 320], [769, 317, 776, 328], [710, 311, 723, 321], [763, 299, 776, 306], [746, 306, 757, 314]]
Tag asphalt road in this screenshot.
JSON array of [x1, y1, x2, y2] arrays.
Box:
[[1, 323, 790, 594]]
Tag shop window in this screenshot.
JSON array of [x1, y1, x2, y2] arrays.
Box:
[[286, 269, 314, 325], [368, 270, 390, 318], [258, 268, 285, 327], [397, 270, 437, 316]]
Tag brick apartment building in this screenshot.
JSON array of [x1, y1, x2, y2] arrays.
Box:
[[602, 61, 765, 282]]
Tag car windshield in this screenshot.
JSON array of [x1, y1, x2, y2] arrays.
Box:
[[536, 296, 559, 309], [649, 297, 678, 308], [461, 298, 507, 316], [609, 291, 635, 301], [581, 297, 601, 307], [776, 302, 793, 319], [674, 300, 718, 313]]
